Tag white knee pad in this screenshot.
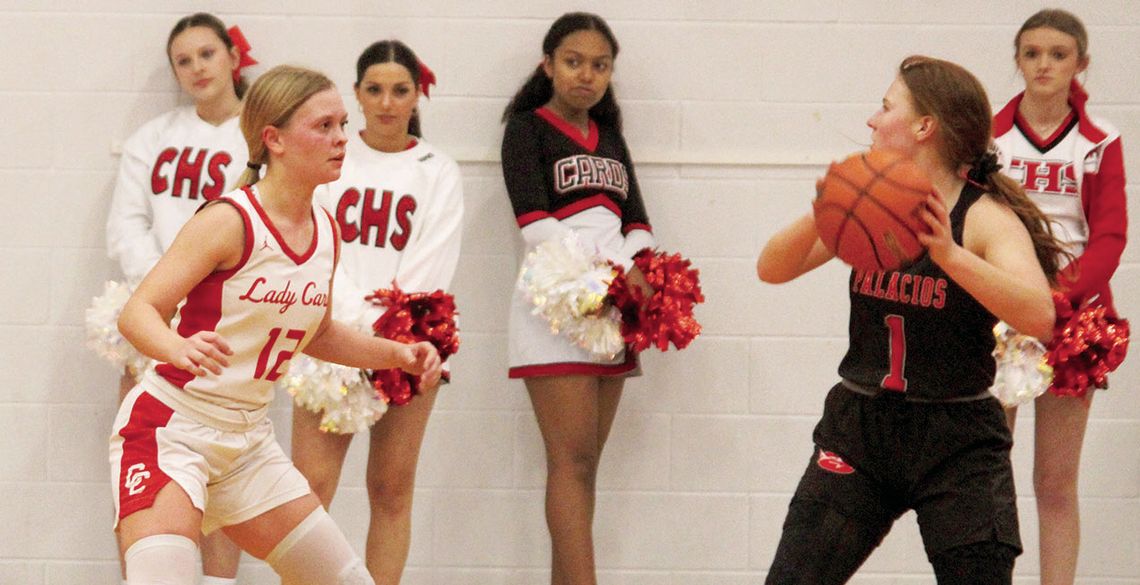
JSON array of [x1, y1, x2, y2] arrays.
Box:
[[266, 507, 374, 585], [199, 578, 238, 585], [337, 558, 372, 585], [124, 534, 198, 585]]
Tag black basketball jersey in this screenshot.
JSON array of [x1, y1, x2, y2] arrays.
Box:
[[838, 184, 997, 400], [501, 107, 651, 234]]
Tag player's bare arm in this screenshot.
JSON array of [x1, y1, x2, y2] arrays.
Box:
[[119, 202, 244, 374], [303, 315, 443, 386], [757, 213, 836, 284], [941, 197, 1054, 340]]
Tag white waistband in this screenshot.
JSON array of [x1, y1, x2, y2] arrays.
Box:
[[141, 369, 269, 432]]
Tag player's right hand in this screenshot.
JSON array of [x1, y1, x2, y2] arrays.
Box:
[[171, 331, 233, 377]]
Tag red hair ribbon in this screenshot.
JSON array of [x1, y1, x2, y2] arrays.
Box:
[[227, 25, 258, 83], [417, 60, 437, 98]]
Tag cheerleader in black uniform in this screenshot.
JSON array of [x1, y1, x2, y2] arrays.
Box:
[[757, 56, 1069, 584], [500, 12, 654, 585]]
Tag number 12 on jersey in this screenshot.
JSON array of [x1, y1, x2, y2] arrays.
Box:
[[881, 314, 908, 392], [255, 327, 306, 381]]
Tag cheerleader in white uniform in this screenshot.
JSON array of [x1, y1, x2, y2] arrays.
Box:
[[289, 40, 463, 585], [996, 10, 1129, 585], [500, 13, 655, 585], [102, 13, 254, 584]]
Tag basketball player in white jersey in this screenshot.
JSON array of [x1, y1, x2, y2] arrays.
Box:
[[103, 13, 253, 584], [109, 65, 440, 585]]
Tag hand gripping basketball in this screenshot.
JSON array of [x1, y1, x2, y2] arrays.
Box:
[[813, 149, 933, 271]]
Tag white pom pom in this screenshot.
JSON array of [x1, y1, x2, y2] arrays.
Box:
[[85, 280, 151, 376], [518, 233, 624, 359], [278, 300, 387, 434], [989, 321, 1053, 407]]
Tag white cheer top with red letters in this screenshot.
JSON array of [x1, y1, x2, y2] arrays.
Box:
[[315, 132, 464, 318], [148, 186, 337, 415], [106, 106, 248, 283], [993, 84, 1128, 314], [993, 90, 1125, 259]]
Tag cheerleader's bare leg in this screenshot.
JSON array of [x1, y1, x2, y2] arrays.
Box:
[[527, 374, 624, 585], [362, 383, 439, 584], [1033, 391, 1093, 585]]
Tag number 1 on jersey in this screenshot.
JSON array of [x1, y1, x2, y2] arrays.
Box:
[[254, 327, 306, 381], [881, 314, 908, 392]]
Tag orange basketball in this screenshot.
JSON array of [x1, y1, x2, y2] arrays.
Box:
[[813, 149, 932, 271]]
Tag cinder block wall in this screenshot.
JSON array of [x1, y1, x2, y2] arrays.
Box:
[[1, 2, 1136, 583]]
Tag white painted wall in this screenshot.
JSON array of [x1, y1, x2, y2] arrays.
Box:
[[1, 1, 1136, 583]]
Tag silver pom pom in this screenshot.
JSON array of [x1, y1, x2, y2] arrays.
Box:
[[278, 298, 387, 434], [519, 233, 624, 359], [989, 321, 1053, 407], [85, 281, 151, 376]]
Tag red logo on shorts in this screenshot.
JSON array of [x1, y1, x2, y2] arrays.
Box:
[[817, 449, 855, 474]]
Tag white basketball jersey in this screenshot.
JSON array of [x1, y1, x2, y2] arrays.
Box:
[[150, 186, 337, 413]]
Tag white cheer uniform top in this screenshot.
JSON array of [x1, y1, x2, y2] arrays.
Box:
[[143, 186, 337, 427], [993, 82, 1128, 314], [107, 106, 248, 284], [316, 132, 464, 323]]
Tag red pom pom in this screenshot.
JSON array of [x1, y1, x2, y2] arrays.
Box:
[[1046, 291, 1130, 398], [365, 284, 460, 406], [609, 249, 704, 353]]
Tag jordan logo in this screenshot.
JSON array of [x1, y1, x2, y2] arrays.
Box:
[[259, 236, 274, 252]]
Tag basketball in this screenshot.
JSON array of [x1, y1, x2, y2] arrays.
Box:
[[813, 149, 933, 271]]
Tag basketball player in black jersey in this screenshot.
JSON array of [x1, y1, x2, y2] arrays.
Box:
[[756, 56, 1070, 584]]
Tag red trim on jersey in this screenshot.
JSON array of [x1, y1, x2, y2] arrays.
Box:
[[623, 223, 653, 235], [156, 197, 254, 388], [508, 353, 637, 379], [116, 392, 175, 520], [516, 210, 552, 228], [552, 193, 621, 220], [536, 107, 599, 152], [1013, 109, 1076, 150], [243, 186, 319, 265], [995, 83, 1108, 144], [321, 207, 341, 267], [515, 194, 621, 227], [1064, 137, 1128, 314], [406, 138, 418, 150]]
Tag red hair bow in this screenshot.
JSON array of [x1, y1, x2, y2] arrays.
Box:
[[417, 60, 437, 98], [227, 25, 258, 83]]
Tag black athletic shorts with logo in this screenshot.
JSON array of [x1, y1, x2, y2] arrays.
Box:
[[766, 383, 1020, 583]]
